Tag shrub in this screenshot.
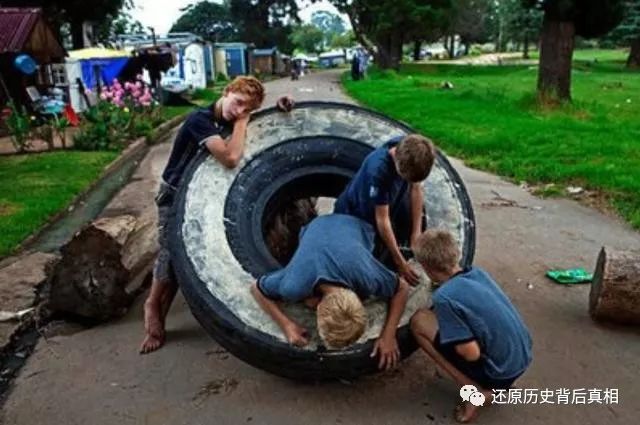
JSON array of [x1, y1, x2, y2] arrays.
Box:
[[75, 76, 162, 150], [2, 101, 33, 152]]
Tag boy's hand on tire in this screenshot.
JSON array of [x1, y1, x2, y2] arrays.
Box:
[[371, 335, 400, 371], [284, 321, 309, 347], [276, 95, 294, 112], [399, 260, 420, 286]]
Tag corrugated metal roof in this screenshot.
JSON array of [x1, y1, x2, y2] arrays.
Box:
[[0, 8, 41, 54], [253, 47, 277, 56]]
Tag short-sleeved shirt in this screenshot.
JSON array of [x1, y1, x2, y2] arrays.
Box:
[[334, 136, 408, 225], [161, 106, 231, 188], [257, 214, 398, 302], [432, 267, 533, 380]]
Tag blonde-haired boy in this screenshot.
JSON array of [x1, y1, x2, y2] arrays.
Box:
[[251, 214, 414, 369], [410, 229, 532, 423], [140, 76, 293, 354]]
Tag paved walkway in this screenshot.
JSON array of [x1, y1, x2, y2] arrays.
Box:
[[2, 70, 639, 425]]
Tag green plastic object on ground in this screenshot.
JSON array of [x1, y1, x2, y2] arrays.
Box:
[[546, 268, 593, 284]]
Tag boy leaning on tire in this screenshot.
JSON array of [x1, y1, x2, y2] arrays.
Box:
[[140, 76, 294, 354]]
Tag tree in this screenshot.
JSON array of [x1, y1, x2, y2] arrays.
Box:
[[523, 0, 625, 101], [327, 0, 452, 69], [509, 2, 543, 58], [229, 0, 300, 52], [447, 0, 492, 57], [171, 1, 237, 43], [93, 2, 145, 47], [607, 1, 640, 68], [491, 0, 543, 58], [330, 30, 357, 48], [2, 0, 128, 48], [410, 2, 452, 61], [310, 10, 346, 49], [311, 10, 346, 35], [290, 24, 325, 53]]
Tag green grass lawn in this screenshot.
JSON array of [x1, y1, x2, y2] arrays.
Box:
[[161, 105, 193, 121], [343, 56, 640, 228], [161, 85, 224, 120], [528, 48, 629, 63], [0, 151, 118, 257], [0, 85, 227, 258]]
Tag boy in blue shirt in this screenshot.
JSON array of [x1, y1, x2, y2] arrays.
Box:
[[410, 229, 532, 423], [140, 76, 293, 354], [334, 134, 436, 286], [251, 214, 413, 370]]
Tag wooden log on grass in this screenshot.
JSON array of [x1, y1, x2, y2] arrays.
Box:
[[48, 213, 158, 322], [589, 247, 640, 325]]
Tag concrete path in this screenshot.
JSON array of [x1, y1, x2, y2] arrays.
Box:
[[2, 70, 639, 425]]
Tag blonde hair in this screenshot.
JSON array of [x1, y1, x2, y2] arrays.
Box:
[[317, 288, 366, 349], [224, 76, 265, 111], [413, 228, 461, 273], [395, 134, 436, 182]]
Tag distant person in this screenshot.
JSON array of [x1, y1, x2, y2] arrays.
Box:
[[358, 49, 369, 78], [291, 59, 300, 80], [351, 51, 361, 80]]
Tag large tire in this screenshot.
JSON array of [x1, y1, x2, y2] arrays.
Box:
[[169, 101, 475, 381]]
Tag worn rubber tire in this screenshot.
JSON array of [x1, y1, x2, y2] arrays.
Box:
[[169, 101, 475, 381]]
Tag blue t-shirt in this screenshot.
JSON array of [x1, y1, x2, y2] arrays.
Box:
[[258, 214, 398, 302], [433, 267, 533, 380], [161, 106, 231, 187], [334, 136, 408, 225]]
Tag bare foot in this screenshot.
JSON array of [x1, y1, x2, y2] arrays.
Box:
[[140, 300, 165, 354], [454, 390, 492, 423]]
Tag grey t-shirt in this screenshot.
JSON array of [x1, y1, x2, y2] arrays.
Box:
[[258, 214, 398, 302], [433, 267, 533, 380]]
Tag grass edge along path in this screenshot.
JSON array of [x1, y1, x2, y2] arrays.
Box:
[[0, 150, 119, 257], [341, 59, 640, 229]]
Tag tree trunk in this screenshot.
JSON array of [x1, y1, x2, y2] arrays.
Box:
[[523, 33, 530, 59], [537, 16, 575, 102], [448, 35, 455, 59], [48, 214, 158, 322], [345, 10, 376, 55], [497, 21, 504, 53], [374, 32, 403, 70], [589, 247, 640, 325], [627, 38, 640, 69], [70, 20, 85, 50], [413, 40, 422, 61]]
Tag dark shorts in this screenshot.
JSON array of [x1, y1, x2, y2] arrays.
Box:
[[153, 183, 177, 285], [434, 332, 520, 390]]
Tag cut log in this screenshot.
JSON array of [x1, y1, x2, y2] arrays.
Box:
[[589, 247, 640, 325], [48, 214, 158, 321]]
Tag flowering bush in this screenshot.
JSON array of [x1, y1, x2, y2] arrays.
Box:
[[74, 76, 164, 150], [73, 101, 129, 151], [100, 75, 154, 108]]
